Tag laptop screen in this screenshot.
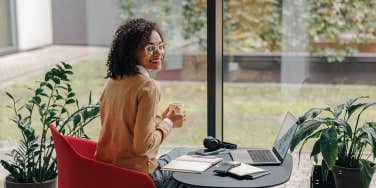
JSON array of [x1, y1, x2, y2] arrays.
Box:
[[273, 112, 298, 159]]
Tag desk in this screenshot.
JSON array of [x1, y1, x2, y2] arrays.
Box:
[[173, 152, 293, 188]]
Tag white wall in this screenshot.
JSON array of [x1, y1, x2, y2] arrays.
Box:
[[86, 0, 116, 46], [16, 0, 53, 50], [52, 0, 87, 45]]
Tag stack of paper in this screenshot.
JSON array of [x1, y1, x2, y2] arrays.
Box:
[[161, 155, 223, 173]]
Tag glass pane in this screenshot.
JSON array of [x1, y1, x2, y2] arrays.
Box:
[[0, 0, 12, 48], [0, 1, 207, 149], [223, 0, 376, 149], [117, 0, 208, 147]]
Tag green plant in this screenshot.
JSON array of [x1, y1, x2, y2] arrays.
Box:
[[182, 0, 207, 50], [290, 96, 376, 188], [223, 0, 282, 53], [117, 0, 181, 46], [0, 62, 99, 183], [308, 0, 376, 62]]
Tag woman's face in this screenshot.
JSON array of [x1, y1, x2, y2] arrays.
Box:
[[136, 30, 165, 72]]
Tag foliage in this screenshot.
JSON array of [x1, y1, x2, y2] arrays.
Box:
[[117, 0, 184, 47], [307, 0, 376, 62], [182, 0, 376, 62], [223, 0, 282, 53], [0, 62, 99, 183], [182, 0, 283, 52], [290, 96, 376, 188], [182, 0, 207, 49]]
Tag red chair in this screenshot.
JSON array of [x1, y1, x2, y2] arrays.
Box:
[[50, 124, 156, 188]]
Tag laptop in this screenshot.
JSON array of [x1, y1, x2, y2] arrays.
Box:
[[230, 112, 298, 166]]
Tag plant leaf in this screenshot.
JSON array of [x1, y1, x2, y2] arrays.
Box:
[[44, 72, 51, 81], [5, 92, 14, 100], [52, 78, 60, 84], [65, 70, 73, 75], [88, 91, 92, 104], [73, 115, 81, 126], [359, 102, 376, 116], [35, 88, 43, 96], [290, 120, 321, 152], [67, 92, 75, 98], [62, 62, 72, 69], [0, 160, 23, 182], [65, 99, 76, 104], [347, 103, 368, 120], [311, 138, 321, 162], [345, 96, 368, 110], [320, 126, 338, 169], [31, 96, 41, 105], [298, 130, 322, 165], [344, 96, 369, 119], [333, 119, 352, 137], [333, 104, 344, 118], [46, 83, 53, 90], [361, 124, 376, 157], [359, 159, 373, 188], [298, 108, 323, 124], [337, 142, 347, 161]]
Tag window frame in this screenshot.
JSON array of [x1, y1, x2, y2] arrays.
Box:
[[207, 0, 223, 140], [0, 0, 18, 56]]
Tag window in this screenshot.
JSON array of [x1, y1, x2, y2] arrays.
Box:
[[0, 0, 15, 52], [117, 0, 208, 147], [3, 0, 374, 150], [223, 0, 376, 148]]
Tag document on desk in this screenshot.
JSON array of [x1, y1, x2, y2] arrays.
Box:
[[228, 163, 268, 177], [161, 155, 223, 173]]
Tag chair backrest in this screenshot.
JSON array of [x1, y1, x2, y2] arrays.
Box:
[[50, 124, 156, 188]]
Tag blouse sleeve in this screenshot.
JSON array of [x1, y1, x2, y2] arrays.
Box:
[[132, 80, 172, 156]]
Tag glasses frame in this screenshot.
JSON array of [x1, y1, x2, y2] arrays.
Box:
[[144, 42, 167, 56]]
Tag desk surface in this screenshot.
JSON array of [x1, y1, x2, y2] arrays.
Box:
[[173, 152, 293, 188]]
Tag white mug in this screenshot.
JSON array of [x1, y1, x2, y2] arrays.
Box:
[[169, 102, 184, 115]]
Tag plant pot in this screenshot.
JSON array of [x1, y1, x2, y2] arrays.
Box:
[[332, 165, 374, 188], [4, 176, 57, 188], [358, 42, 376, 53], [312, 41, 376, 53], [311, 165, 336, 188]]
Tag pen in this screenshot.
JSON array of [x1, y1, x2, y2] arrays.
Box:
[[250, 171, 270, 179]]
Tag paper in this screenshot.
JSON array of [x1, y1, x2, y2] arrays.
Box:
[[161, 160, 213, 173], [161, 155, 223, 173], [176, 155, 223, 164], [228, 163, 267, 177]]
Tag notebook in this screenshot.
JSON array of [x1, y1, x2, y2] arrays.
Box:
[[161, 155, 223, 173], [228, 163, 268, 177]]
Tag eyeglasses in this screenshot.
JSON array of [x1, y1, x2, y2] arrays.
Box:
[[144, 43, 167, 56]]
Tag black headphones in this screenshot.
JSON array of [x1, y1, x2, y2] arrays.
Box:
[[203, 136, 237, 151]]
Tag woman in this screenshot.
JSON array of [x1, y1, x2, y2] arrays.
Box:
[[95, 18, 190, 187]]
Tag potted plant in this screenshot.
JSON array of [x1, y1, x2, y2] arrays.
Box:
[[310, 164, 335, 188], [290, 96, 376, 188], [1, 62, 99, 188]]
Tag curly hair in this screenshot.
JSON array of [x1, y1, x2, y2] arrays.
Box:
[[106, 18, 164, 79]]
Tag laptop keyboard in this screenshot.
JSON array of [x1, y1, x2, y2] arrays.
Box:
[[247, 150, 278, 163]]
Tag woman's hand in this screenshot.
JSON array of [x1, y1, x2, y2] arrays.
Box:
[[167, 110, 186, 128], [162, 106, 187, 128], [162, 106, 169, 119]]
